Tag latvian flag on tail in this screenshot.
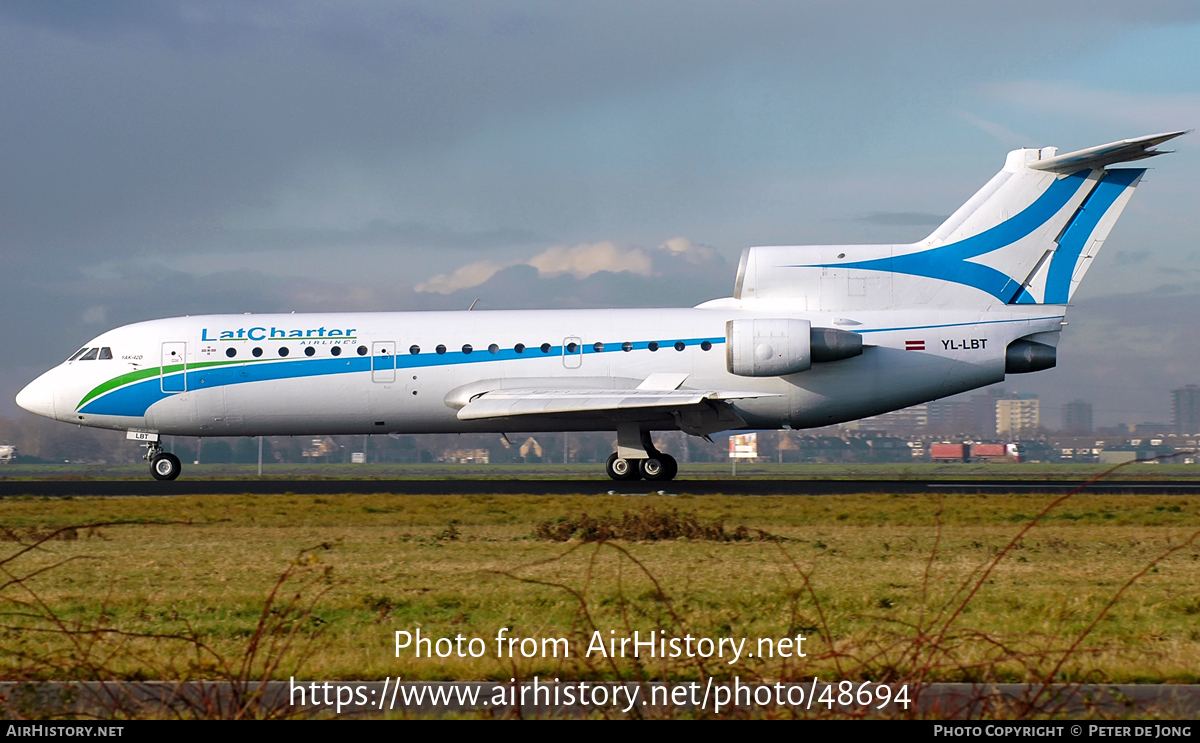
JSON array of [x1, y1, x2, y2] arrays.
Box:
[[905, 340, 925, 351]]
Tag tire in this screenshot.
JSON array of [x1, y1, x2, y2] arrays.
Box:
[[659, 453, 678, 481], [605, 452, 641, 481], [639, 457, 665, 479], [151, 452, 182, 481]]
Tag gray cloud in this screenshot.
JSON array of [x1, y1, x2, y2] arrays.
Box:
[[182, 220, 545, 258], [1114, 250, 1152, 266], [4, 1, 1198, 257], [856, 212, 948, 227]]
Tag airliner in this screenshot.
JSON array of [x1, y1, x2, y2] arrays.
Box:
[[16, 131, 1183, 481]]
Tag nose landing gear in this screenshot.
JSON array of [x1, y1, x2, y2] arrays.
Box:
[[142, 441, 182, 481]]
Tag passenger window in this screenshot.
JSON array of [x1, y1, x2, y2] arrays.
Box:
[[68, 348, 88, 361], [566, 342, 578, 353], [647, 342, 659, 352], [331, 346, 342, 357], [462, 344, 473, 354], [279, 347, 290, 357], [701, 341, 712, 351], [436, 345, 447, 355], [592, 342, 604, 352], [674, 341, 685, 352], [80, 348, 99, 361], [488, 344, 499, 354], [621, 342, 632, 352], [410, 345, 420, 355], [540, 343, 551, 353], [357, 346, 368, 356], [252, 347, 263, 357], [304, 347, 315, 357], [514, 343, 525, 353], [225, 348, 237, 358]]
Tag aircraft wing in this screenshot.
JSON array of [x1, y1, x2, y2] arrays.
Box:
[[456, 387, 778, 421]]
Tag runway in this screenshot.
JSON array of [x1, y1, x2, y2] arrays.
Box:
[[3, 478, 1200, 496]]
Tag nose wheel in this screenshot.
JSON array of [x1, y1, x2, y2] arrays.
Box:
[[151, 453, 182, 481], [142, 442, 182, 481]]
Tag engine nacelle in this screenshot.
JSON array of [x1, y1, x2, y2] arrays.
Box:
[[726, 320, 865, 377], [726, 319, 811, 376], [1005, 339, 1056, 374]]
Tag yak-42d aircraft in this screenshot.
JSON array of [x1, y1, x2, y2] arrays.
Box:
[[16, 131, 1185, 481]]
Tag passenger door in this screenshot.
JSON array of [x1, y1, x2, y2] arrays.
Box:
[[372, 341, 396, 383], [161, 342, 187, 392], [562, 336, 582, 369]]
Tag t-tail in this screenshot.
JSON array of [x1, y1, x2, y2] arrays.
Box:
[[734, 131, 1186, 310]]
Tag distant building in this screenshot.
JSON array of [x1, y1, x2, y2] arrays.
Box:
[[445, 448, 490, 464], [971, 388, 1009, 437], [997, 398, 1040, 437], [927, 399, 976, 434], [1133, 422, 1170, 435], [1062, 400, 1093, 433], [1173, 385, 1200, 434], [856, 404, 928, 433]]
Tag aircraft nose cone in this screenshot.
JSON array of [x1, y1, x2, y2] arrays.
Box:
[[15, 374, 56, 420]]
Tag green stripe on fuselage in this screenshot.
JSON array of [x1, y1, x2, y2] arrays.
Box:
[[75, 357, 274, 411]]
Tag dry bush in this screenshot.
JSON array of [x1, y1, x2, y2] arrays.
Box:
[[0, 523, 335, 719], [534, 506, 774, 543]]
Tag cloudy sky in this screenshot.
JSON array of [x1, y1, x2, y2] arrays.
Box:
[[2, 1, 1198, 427]]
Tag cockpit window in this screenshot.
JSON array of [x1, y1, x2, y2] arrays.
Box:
[[79, 348, 99, 361], [68, 348, 88, 361], [98, 347, 113, 360]]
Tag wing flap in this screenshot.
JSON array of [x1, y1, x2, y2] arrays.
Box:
[[456, 387, 777, 421]]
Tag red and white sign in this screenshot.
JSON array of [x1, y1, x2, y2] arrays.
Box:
[[729, 433, 758, 459]]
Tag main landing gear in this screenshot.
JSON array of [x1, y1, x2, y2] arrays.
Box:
[[143, 441, 182, 481], [605, 452, 678, 481], [605, 424, 678, 482]]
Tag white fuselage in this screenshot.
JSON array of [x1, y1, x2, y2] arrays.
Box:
[[17, 303, 1064, 438]]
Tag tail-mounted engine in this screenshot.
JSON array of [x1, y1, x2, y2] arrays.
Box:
[[1005, 338, 1056, 374], [726, 319, 863, 377]]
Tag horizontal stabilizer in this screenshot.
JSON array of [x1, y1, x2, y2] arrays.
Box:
[[456, 387, 778, 421], [1028, 131, 1187, 174]]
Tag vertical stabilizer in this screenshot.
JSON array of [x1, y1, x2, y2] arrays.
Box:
[[733, 132, 1182, 310]]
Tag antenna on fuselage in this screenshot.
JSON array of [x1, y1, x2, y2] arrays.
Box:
[[467, 299, 480, 311]]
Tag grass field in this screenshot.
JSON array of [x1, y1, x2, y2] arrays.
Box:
[[1, 490, 1198, 688], [3, 461, 1200, 480]]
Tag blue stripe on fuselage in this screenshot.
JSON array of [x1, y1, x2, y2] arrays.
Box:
[[78, 336, 727, 417]]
